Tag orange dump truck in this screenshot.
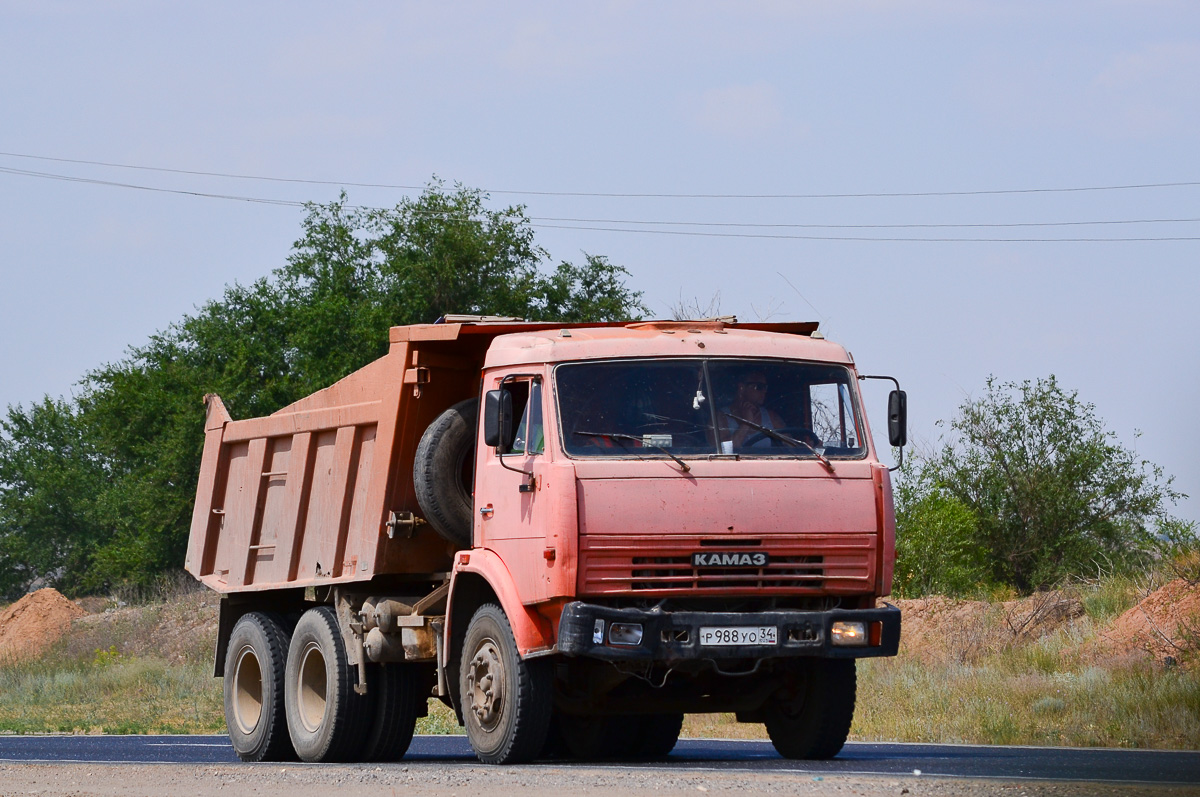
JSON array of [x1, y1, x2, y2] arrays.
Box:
[[186, 317, 905, 765]]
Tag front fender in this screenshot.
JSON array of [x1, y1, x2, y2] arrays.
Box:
[[445, 548, 556, 659]]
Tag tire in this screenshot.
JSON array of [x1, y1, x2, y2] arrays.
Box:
[[538, 710, 569, 760], [362, 663, 423, 762], [558, 712, 682, 761], [414, 398, 478, 549], [284, 606, 372, 763], [632, 713, 683, 759], [764, 659, 857, 760], [557, 713, 631, 760], [460, 603, 552, 764], [223, 612, 295, 762]]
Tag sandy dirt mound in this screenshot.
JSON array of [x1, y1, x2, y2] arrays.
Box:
[[1095, 578, 1200, 665], [0, 588, 87, 662], [891, 590, 1084, 664]]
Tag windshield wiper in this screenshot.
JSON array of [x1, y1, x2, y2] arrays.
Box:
[[721, 412, 835, 473], [573, 431, 691, 473]]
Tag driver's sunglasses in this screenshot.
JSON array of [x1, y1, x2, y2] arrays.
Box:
[[741, 381, 767, 391]]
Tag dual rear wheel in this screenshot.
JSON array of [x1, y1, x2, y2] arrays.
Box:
[[223, 608, 425, 763]]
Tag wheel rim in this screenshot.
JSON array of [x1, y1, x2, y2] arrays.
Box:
[[231, 644, 264, 735], [466, 637, 505, 733], [297, 641, 328, 733]]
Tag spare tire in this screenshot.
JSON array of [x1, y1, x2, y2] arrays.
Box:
[[414, 398, 477, 548]]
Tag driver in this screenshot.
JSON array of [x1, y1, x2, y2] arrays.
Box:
[[724, 370, 785, 448]]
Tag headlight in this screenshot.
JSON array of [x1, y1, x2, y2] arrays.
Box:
[[831, 621, 867, 646], [608, 622, 644, 646]]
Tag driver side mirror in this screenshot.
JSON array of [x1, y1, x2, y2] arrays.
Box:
[[888, 389, 907, 448], [484, 389, 514, 449]]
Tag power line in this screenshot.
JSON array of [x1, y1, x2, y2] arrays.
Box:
[[2, 149, 1199, 200], [0, 165, 310, 207], [4, 164, 1198, 230], [528, 222, 1200, 243], [2, 164, 1198, 243], [527, 214, 1200, 230]]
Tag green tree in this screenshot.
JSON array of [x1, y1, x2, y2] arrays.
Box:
[[899, 376, 1183, 593], [0, 399, 108, 596], [0, 181, 648, 595]]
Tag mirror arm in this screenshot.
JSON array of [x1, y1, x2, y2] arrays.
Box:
[[858, 374, 900, 392]]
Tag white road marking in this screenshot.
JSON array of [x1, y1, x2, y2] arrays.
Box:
[[144, 743, 230, 747]]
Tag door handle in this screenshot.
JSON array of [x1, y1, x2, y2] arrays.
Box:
[[479, 506, 494, 517]]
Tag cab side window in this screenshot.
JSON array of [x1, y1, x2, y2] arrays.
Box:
[[504, 379, 544, 456]]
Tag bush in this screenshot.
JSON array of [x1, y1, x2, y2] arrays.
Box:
[[894, 486, 991, 598], [1155, 517, 1200, 586], [901, 376, 1183, 593]]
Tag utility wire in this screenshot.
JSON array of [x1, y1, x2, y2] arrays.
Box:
[[2, 164, 1199, 242], [0, 165, 310, 208], [524, 214, 1200, 230], [528, 222, 1200, 243], [2, 149, 1199, 200], [3, 165, 1198, 230]]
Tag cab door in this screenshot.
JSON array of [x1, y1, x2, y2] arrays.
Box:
[[475, 372, 554, 602]]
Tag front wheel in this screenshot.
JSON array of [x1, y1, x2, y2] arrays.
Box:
[[460, 604, 552, 764], [764, 658, 856, 760], [633, 713, 683, 759], [556, 713, 629, 760], [556, 712, 682, 761]]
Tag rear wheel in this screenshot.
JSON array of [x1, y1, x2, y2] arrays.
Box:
[[224, 612, 294, 762], [284, 606, 372, 762], [460, 603, 552, 764], [764, 659, 856, 760], [362, 662, 424, 761]]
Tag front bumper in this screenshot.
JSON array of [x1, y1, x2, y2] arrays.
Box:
[[557, 601, 900, 662]]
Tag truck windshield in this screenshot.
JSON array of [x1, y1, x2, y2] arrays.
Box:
[[555, 359, 866, 460]]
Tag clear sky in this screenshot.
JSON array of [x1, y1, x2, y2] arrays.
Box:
[[1, 1, 1197, 523]]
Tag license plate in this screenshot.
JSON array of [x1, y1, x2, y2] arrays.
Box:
[[698, 626, 778, 646]]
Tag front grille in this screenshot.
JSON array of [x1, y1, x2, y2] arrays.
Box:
[[579, 533, 876, 596], [631, 554, 823, 590]]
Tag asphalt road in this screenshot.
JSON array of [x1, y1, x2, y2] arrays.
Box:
[[0, 734, 1196, 787]]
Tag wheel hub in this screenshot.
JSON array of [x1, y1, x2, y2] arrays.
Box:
[[466, 639, 504, 731], [297, 641, 328, 733], [231, 644, 264, 735]]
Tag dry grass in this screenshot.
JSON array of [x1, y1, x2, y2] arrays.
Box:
[[0, 649, 222, 734], [0, 581, 222, 734], [850, 639, 1200, 748]]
